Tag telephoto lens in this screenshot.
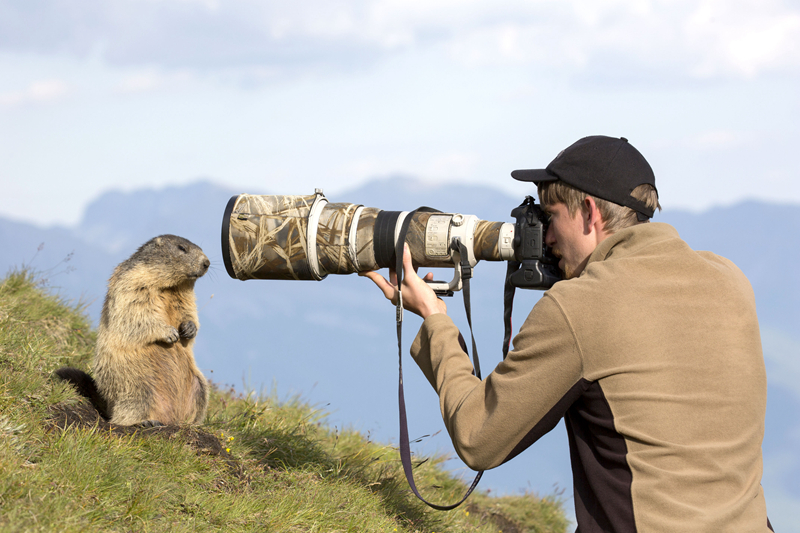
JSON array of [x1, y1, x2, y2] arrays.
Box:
[[221, 190, 515, 283]]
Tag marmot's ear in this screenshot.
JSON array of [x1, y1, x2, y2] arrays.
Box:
[[154, 237, 163, 246]]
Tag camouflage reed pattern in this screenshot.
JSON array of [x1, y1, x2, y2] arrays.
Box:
[[226, 194, 386, 280], [473, 220, 508, 261], [227, 193, 319, 280], [353, 207, 381, 272], [317, 202, 371, 275]]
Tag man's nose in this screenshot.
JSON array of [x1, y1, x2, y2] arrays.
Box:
[[545, 224, 555, 246]]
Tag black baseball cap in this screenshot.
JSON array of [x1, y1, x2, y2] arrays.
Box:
[[511, 136, 657, 219]]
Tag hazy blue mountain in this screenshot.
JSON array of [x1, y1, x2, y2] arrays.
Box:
[[2, 180, 798, 530]]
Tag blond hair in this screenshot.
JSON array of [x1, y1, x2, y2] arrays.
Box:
[[538, 181, 661, 233]]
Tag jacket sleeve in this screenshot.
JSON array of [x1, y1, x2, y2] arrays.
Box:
[[409, 293, 584, 470]]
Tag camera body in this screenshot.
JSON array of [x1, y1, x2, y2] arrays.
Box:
[[221, 190, 561, 291], [509, 196, 562, 289]]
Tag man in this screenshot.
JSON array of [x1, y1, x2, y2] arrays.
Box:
[[363, 136, 772, 532]]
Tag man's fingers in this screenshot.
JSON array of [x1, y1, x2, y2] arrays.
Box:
[[362, 243, 446, 318], [402, 243, 416, 277], [360, 271, 398, 302]]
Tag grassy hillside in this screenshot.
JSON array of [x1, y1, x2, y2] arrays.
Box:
[[0, 269, 568, 533]]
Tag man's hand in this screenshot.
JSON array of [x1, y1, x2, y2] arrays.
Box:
[[360, 243, 447, 319]]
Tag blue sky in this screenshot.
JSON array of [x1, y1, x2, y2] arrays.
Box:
[[1, 0, 799, 226]]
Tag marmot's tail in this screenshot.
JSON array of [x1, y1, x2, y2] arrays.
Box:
[[54, 367, 110, 419]]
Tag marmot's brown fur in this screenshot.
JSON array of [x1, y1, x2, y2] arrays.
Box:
[[57, 234, 210, 427]]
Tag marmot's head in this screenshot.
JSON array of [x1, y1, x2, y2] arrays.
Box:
[[122, 235, 210, 288]]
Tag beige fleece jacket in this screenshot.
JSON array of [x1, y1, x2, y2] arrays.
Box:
[[410, 222, 771, 532]]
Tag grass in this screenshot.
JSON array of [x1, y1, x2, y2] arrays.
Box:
[[0, 268, 569, 532]]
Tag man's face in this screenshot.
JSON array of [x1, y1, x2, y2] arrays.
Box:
[[543, 202, 597, 279]]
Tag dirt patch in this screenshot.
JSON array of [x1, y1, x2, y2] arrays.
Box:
[[48, 399, 231, 460], [466, 502, 523, 533]]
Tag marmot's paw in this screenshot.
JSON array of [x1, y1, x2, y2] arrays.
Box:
[[139, 419, 165, 428], [179, 320, 198, 339], [162, 326, 180, 344]]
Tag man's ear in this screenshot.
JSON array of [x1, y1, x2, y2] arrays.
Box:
[[581, 196, 602, 234]]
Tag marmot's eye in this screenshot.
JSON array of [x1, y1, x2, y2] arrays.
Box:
[[178, 245, 187, 253]]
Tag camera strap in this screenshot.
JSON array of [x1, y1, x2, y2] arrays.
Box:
[[394, 209, 483, 511], [502, 260, 522, 359]]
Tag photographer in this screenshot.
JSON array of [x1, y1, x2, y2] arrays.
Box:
[[362, 136, 772, 532]]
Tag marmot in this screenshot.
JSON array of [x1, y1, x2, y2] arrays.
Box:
[[56, 234, 210, 427]]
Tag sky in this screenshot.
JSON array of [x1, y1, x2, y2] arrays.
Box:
[[1, 0, 800, 227]]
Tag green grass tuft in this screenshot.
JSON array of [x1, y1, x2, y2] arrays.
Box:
[[0, 269, 569, 532]]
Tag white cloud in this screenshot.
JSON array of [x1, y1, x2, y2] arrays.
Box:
[[116, 71, 163, 94], [685, 0, 800, 78], [0, 0, 798, 84], [436, 0, 800, 80], [114, 69, 194, 94], [0, 79, 69, 107]]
